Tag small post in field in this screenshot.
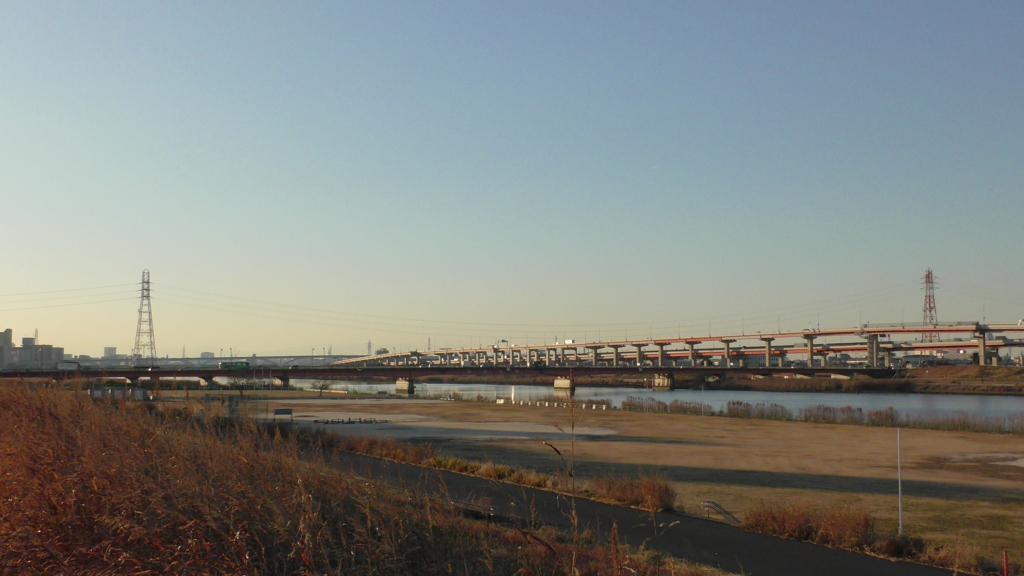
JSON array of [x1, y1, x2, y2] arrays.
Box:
[[897, 427, 903, 536]]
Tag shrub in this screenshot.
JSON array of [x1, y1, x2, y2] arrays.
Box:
[[589, 475, 677, 512], [743, 501, 874, 549]]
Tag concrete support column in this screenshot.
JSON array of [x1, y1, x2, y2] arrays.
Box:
[[721, 339, 735, 368], [611, 346, 621, 367], [688, 343, 696, 367], [589, 347, 600, 366], [761, 338, 773, 368], [977, 332, 987, 366], [883, 351, 892, 368], [554, 377, 574, 391], [634, 345, 645, 367], [657, 344, 665, 367], [864, 335, 879, 368], [804, 336, 815, 367]]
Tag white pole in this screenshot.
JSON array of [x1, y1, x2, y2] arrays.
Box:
[[897, 427, 903, 536]]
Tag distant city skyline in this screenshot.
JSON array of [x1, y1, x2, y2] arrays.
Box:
[[2, 3, 1021, 356]]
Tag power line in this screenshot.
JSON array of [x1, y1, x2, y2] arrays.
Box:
[[0, 297, 137, 313], [0, 283, 137, 298], [0, 289, 139, 305]]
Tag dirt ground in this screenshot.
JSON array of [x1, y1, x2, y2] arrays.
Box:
[[264, 396, 1024, 562]]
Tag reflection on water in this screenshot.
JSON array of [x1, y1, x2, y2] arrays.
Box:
[[291, 380, 1024, 419]]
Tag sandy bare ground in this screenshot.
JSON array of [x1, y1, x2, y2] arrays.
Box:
[[267, 396, 1024, 559]]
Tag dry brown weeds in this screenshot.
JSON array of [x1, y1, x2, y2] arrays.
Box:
[[318, 431, 677, 512], [0, 385, 721, 576], [742, 501, 988, 573]]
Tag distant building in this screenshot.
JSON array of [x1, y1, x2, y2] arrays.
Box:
[[0, 329, 14, 368], [200, 352, 215, 359], [103, 347, 117, 359], [0, 329, 65, 369]]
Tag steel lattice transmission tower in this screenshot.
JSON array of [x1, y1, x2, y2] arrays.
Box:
[[132, 270, 157, 366], [922, 268, 939, 342]]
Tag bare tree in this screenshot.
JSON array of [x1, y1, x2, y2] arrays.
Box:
[[313, 377, 333, 397]]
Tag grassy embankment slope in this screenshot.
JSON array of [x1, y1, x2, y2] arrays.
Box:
[[0, 383, 732, 576]]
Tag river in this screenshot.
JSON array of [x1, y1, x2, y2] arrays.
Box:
[[292, 380, 1024, 419]]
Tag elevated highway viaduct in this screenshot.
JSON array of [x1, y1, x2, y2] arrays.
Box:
[[336, 321, 1024, 370]]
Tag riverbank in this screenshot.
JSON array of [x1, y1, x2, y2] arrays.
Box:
[[266, 396, 1024, 569], [340, 365, 1024, 396]]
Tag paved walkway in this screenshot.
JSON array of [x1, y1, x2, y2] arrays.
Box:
[[330, 452, 957, 576]]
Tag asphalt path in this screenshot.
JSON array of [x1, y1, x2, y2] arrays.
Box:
[[329, 451, 957, 576]]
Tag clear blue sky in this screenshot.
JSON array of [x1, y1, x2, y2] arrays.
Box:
[[2, 2, 1021, 356]]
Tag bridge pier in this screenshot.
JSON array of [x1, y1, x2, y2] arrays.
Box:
[[652, 373, 674, 390], [610, 345, 621, 367], [721, 339, 734, 368], [656, 344, 665, 367], [634, 344, 645, 367], [588, 346, 601, 366], [760, 337, 774, 368], [686, 340, 701, 367], [883, 351, 892, 368], [720, 338, 737, 364], [803, 335, 815, 367], [554, 377, 574, 392], [864, 332, 880, 366], [976, 331, 986, 366], [396, 378, 414, 395]]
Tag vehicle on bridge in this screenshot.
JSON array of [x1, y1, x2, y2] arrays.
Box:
[[218, 361, 250, 370]]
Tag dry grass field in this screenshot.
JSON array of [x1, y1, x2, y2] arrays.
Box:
[[0, 384, 734, 576], [274, 396, 1024, 566]]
